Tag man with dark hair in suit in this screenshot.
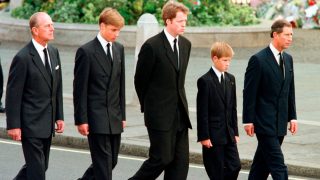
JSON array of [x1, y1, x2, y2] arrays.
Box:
[[73, 7, 126, 180], [243, 19, 298, 180], [6, 12, 64, 180], [129, 1, 192, 179]]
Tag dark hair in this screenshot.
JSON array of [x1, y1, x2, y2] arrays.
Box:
[[270, 19, 292, 38]]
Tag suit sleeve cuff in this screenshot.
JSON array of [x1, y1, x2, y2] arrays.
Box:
[[243, 123, 253, 126]]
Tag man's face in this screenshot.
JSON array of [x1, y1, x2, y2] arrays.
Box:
[[212, 56, 232, 72], [100, 23, 122, 42], [32, 13, 54, 45], [274, 26, 293, 51], [166, 11, 187, 37]]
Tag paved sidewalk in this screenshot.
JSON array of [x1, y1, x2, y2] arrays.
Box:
[[1, 34, 320, 179]]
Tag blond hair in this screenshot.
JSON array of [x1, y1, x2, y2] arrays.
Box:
[[211, 42, 234, 59], [99, 8, 124, 28]]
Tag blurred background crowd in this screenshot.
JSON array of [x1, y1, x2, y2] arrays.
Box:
[[253, 0, 320, 29]]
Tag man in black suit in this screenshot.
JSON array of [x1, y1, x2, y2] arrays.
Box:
[[129, 1, 192, 180], [6, 12, 64, 180], [197, 42, 241, 180], [243, 19, 298, 180], [73, 8, 126, 180]]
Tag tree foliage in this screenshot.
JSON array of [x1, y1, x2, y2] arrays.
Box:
[[11, 0, 259, 26]]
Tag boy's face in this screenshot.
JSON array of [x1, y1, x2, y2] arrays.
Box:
[[212, 56, 231, 72], [100, 23, 122, 42]]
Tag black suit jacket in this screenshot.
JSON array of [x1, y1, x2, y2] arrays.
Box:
[[134, 31, 192, 131], [73, 37, 125, 134], [0, 57, 3, 103], [6, 41, 64, 138], [243, 46, 297, 136], [197, 69, 238, 145]]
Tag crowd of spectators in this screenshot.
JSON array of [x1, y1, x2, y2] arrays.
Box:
[[254, 0, 319, 29]]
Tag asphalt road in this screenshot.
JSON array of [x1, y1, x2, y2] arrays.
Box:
[[0, 138, 316, 180]]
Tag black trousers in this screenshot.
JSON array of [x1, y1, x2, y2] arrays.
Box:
[[14, 136, 52, 180], [80, 133, 121, 180], [129, 127, 189, 180], [202, 141, 241, 180], [249, 135, 287, 180]]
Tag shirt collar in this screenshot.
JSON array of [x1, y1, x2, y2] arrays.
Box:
[[212, 66, 224, 80], [164, 28, 178, 46], [269, 43, 281, 58], [97, 33, 112, 49], [32, 38, 47, 51]]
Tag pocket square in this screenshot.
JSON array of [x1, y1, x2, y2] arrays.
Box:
[[55, 65, 60, 70]]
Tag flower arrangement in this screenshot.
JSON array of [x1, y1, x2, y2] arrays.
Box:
[[0, 0, 9, 11], [256, 0, 320, 29]]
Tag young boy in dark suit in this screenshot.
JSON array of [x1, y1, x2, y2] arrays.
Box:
[[197, 42, 241, 180]]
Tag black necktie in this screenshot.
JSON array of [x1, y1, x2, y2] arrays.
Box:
[[173, 38, 179, 69], [107, 43, 113, 65], [221, 73, 225, 95], [279, 52, 284, 78], [43, 48, 52, 76]]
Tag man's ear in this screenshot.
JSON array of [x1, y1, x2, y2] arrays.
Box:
[[166, 19, 171, 25], [31, 27, 38, 36], [273, 31, 278, 38], [99, 23, 105, 31]]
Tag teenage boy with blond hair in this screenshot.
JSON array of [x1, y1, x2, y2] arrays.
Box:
[[73, 8, 126, 180]]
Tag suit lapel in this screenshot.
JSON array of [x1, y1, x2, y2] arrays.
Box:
[[209, 69, 225, 102], [109, 43, 120, 84], [93, 38, 112, 76], [224, 73, 233, 105], [283, 53, 290, 80], [29, 42, 52, 89], [178, 38, 188, 74], [47, 46, 57, 89], [282, 53, 291, 89], [161, 32, 179, 71], [265, 47, 284, 81]]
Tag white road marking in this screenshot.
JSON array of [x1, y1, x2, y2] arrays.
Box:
[[0, 139, 310, 179]]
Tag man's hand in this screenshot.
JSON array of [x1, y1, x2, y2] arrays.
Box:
[[122, 120, 126, 128], [55, 120, 65, 133], [289, 121, 298, 135], [7, 128, 21, 141], [235, 136, 240, 143], [244, 124, 255, 137], [77, 124, 89, 136], [200, 139, 213, 148]]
